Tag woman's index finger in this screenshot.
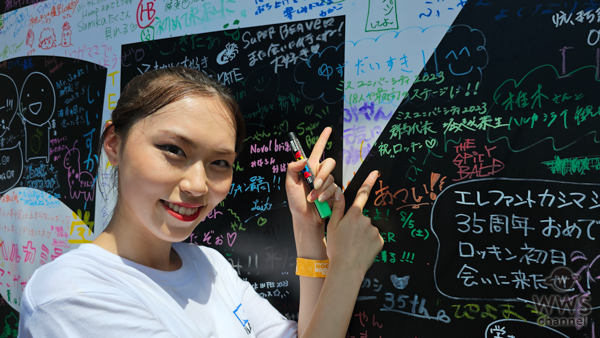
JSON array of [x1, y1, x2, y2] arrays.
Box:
[[308, 127, 332, 166], [351, 170, 379, 211]]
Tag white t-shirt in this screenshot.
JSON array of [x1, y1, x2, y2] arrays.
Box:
[[18, 242, 298, 338]]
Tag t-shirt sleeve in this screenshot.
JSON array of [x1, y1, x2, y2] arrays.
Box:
[[18, 293, 179, 338], [204, 247, 298, 338], [239, 282, 298, 338]]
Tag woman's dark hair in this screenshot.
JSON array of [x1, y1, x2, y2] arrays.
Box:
[[102, 66, 245, 153], [98, 66, 245, 201]]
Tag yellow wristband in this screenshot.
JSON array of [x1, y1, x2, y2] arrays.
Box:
[[295, 258, 329, 278]]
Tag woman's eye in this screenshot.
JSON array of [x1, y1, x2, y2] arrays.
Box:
[[159, 145, 185, 157], [213, 160, 232, 168]]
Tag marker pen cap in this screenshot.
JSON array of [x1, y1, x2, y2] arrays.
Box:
[[314, 199, 332, 219]]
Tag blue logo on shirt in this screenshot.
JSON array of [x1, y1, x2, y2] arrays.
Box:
[[233, 303, 252, 335]]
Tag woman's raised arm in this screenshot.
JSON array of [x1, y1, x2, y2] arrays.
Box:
[[285, 127, 383, 338]]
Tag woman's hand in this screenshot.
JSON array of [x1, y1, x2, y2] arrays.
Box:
[[285, 127, 338, 228], [326, 170, 384, 276], [295, 171, 384, 338]]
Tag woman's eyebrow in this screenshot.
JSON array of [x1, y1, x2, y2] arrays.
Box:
[[156, 130, 196, 147], [157, 129, 235, 155], [212, 148, 237, 156]]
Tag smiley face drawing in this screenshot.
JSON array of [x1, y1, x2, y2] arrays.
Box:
[[19, 72, 55, 162]]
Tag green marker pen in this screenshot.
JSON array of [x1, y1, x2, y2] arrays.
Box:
[[286, 132, 332, 219]]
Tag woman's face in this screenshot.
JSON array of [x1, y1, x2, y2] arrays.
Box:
[[112, 95, 236, 242]]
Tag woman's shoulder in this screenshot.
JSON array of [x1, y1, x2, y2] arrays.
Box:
[[24, 244, 134, 308]]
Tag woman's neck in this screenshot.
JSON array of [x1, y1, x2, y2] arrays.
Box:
[[92, 212, 182, 271]]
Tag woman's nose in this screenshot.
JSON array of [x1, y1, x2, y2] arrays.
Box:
[[180, 162, 208, 196]]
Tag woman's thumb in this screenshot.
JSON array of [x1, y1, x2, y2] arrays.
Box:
[[286, 159, 307, 185]]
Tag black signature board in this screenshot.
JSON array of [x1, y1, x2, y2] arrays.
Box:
[[344, 1, 600, 337], [0, 55, 105, 329], [0, 55, 104, 226]]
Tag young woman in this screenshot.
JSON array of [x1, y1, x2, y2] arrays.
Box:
[[18, 67, 383, 338]]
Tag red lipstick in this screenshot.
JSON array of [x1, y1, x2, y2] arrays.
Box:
[[161, 201, 202, 222]]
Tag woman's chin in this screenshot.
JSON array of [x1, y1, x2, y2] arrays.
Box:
[[155, 222, 199, 243]]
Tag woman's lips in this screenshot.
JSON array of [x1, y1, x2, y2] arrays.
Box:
[[161, 200, 203, 222]]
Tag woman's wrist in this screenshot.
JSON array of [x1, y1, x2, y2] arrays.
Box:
[[326, 260, 367, 285], [292, 217, 327, 260]]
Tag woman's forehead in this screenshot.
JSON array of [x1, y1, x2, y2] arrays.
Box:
[[133, 96, 236, 146], [153, 97, 233, 126]]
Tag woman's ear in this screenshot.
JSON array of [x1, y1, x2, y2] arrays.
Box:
[[103, 121, 120, 167]]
